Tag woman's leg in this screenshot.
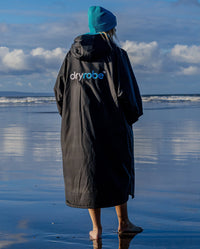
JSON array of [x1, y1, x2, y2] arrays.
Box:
[[88, 208, 102, 240], [115, 202, 143, 233]]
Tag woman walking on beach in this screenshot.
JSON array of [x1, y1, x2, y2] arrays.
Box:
[[54, 6, 143, 240]]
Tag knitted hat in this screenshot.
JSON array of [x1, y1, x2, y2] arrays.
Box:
[[88, 6, 117, 34]]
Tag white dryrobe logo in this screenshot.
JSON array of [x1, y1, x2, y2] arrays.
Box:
[[70, 71, 105, 81]]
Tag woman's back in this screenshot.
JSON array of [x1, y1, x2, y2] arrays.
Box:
[[54, 33, 142, 208]]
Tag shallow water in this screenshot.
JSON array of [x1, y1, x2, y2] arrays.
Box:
[[0, 101, 200, 248]]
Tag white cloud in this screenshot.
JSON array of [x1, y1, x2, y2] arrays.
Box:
[[0, 46, 67, 74], [3, 49, 28, 70], [1, 42, 200, 79], [121, 41, 200, 76], [31, 47, 65, 60], [121, 40, 163, 72], [179, 66, 199, 75], [171, 44, 200, 63], [0, 47, 29, 72], [30, 47, 66, 69]]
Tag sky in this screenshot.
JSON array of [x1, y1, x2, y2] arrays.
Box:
[[0, 0, 200, 94]]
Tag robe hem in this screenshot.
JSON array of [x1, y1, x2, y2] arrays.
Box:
[[65, 195, 134, 209]]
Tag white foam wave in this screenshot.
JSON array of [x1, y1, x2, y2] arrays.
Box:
[[142, 95, 200, 103], [0, 96, 55, 105], [0, 95, 200, 106]]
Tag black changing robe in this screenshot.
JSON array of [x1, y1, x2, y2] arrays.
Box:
[[54, 34, 143, 208]]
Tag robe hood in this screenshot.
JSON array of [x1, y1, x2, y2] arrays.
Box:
[[70, 34, 112, 61]]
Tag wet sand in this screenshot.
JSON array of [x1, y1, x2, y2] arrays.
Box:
[[0, 100, 200, 248]]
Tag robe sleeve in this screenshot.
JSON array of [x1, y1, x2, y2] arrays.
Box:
[[54, 55, 67, 116], [116, 48, 143, 125]]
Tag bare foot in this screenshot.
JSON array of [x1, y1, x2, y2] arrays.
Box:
[[118, 220, 143, 235], [89, 228, 102, 240]]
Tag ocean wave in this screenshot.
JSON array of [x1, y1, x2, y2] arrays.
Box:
[[142, 95, 200, 103], [0, 96, 55, 106], [0, 94, 200, 106]]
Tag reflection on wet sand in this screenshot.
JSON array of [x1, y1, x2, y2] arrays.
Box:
[[118, 233, 137, 249], [92, 233, 139, 249], [92, 238, 102, 249], [2, 126, 26, 157], [1, 103, 200, 248], [135, 111, 200, 164], [171, 120, 200, 160], [0, 233, 27, 249]]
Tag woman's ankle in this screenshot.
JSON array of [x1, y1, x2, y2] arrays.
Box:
[[118, 219, 143, 233], [93, 225, 102, 232], [118, 218, 130, 230]]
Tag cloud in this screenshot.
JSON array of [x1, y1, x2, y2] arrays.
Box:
[[121, 41, 163, 73], [2, 42, 164, 76], [179, 66, 199, 75], [31, 47, 65, 65], [1, 41, 200, 86], [170, 44, 200, 63], [170, 44, 200, 75], [122, 41, 200, 76], [3, 49, 28, 70], [0, 46, 67, 74], [0, 47, 29, 73]]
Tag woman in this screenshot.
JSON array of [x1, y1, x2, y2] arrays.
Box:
[[54, 6, 143, 240]]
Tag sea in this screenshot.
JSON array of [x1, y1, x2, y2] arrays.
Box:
[[0, 91, 200, 106], [0, 92, 200, 249]]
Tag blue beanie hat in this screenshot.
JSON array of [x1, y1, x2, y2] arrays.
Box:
[[88, 6, 117, 34]]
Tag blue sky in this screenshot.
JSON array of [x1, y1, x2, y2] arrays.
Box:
[[0, 0, 200, 94]]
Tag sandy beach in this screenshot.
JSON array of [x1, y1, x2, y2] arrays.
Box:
[[0, 95, 200, 248]]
